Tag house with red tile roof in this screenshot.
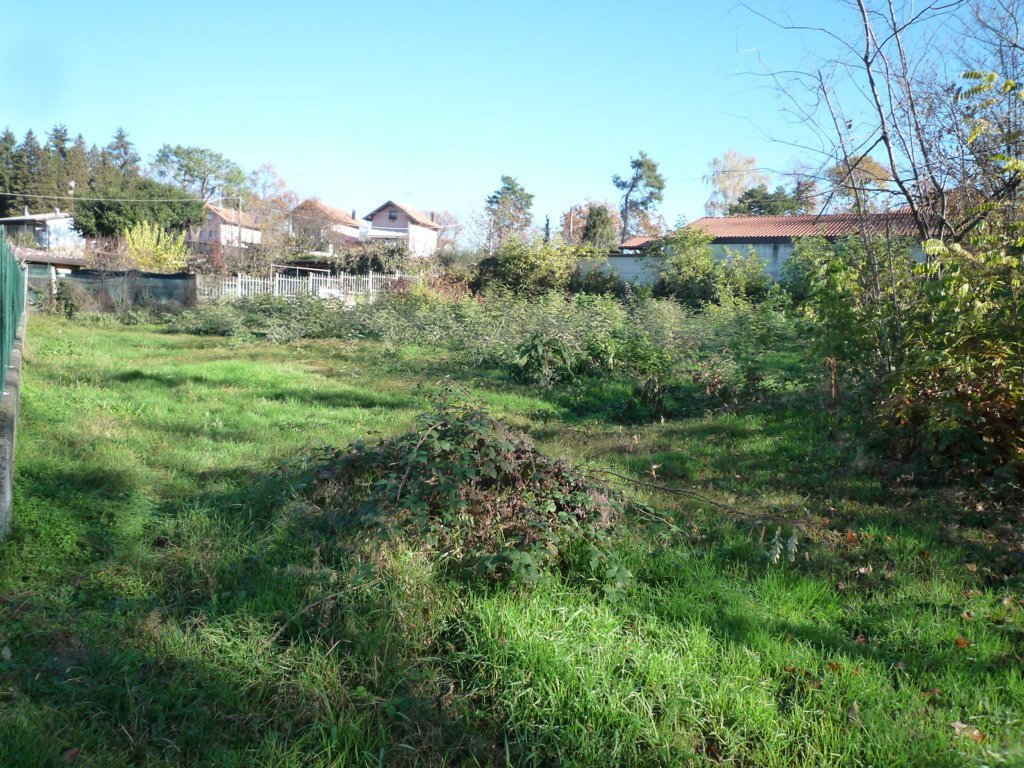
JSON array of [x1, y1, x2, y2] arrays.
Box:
[[612, 212, 922, 280], [190, 203, 262, 250], [363, 201, 442, 258]]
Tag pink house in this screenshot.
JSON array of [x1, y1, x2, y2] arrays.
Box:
[[363, 201, 441, 258]]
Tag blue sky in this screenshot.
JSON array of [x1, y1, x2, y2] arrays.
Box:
[[1, 1, 855, 230]]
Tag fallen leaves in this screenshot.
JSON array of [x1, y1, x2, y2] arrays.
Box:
[[950, 721, 985, 743], [62, 749, 81, 763], [955, 636, 972, 649]]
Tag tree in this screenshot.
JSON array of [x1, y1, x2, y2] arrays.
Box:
[[484, 175, 534, 251], [580, 203, 619, 250], [825, 155, 890, 214], [728, 184, 806, 215], [151, 145, 246, 201], [703, 151, 770, 216], [613, 151, 665, 240], [560, 201, 622, 245], [74, 177, 204, 237], [11, 130, 43, 214], [123, 220, 190, 273], [106, 128, 140, 176], [0, 129, 17, 216]]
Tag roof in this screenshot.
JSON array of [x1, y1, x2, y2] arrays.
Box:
[[206, 203, 259, 230], [12, 245, 87, 267], [688, 212, 920, 240], [291, 199, 361, 228], [363, 201, 442, 230], [621, 235, 656, 250], [0, 211, 74, 224]]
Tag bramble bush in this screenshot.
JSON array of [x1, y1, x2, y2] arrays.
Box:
[[308, 396, 633, 592]]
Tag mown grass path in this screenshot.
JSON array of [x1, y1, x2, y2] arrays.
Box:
[[0, 314, 1021, 766]]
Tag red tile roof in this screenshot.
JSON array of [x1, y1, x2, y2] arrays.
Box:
[[689, 212, 920, 240], [291, 199, 361, 228], [363, 201, 442, 230], [206, 203, 259, 230], [621, 235, 656, 249]]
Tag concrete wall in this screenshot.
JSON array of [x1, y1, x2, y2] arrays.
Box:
[[578, 255, 662, 285], [586, 238, 926, 285]]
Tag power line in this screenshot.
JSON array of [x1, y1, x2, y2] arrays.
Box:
[[0, 190, 232, 204]]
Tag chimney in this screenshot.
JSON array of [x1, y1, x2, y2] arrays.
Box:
[[351, 209, 356, 220], [23, 206, 29, 216]]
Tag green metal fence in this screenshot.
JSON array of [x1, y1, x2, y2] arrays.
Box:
[[0, 231, 26, 384]]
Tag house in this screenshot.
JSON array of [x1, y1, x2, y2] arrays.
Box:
[[0, 209, 86, 255], [363, 201, 441, 258], [289, 199, 362, 252], [189, 203, 262, 250], [687, 212, 922, 278], [590, 212, 923, 284]]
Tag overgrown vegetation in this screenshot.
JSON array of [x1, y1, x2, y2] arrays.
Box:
[[1, 315, 1021, 766], [311, 396, 633, 591]]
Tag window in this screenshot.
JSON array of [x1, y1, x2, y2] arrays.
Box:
[[388, 210, 398, 222]]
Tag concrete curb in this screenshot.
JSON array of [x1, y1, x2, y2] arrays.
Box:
[[0, 313, 25, 537]]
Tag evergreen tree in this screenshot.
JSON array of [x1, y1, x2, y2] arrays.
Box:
[[484, 175, 534, 251], [107, 128, 140, 176], [613, 151, 665, 240], [580, 203, 619, 251], [0, 129, 17, 217], [64, 136, 90, 212], [47, 124, 70, 161], [11, 130, 43, 214]]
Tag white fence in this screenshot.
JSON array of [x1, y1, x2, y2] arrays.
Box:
[[197, 271, 410, 303]]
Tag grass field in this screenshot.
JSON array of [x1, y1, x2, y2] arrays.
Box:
[[0, 313, 1021, 766]]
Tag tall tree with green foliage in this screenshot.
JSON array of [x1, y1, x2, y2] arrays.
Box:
[[11, 130, 43, 214], [613, 151, 665, 241], [152, 144, 246, 201], [106, 128, 140, 176], [484, 175, 534, 251], [580, 203, 619, 251], [728, 184, 805, 215], [0, 129, 17, 216], [74, 177, 204, 237]]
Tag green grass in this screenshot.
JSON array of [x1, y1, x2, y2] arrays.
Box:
[[0, 313, 1021, 767]]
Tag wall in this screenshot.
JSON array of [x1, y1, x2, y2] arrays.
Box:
[[711, 242, 793, 279], [368, 206, 410, 231], [406, 224, 439, 258], [578, 255, 662, 285]]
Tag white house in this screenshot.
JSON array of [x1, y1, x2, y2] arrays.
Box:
[[190, 203, 262, 249], [0, 209, 86, 255], [586, 212, 923, 284], [363, 201, 441, 258]]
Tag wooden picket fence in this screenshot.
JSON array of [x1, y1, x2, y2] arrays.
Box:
[[197, 271, 410, 302]]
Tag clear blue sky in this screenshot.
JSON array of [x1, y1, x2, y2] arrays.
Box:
[[1, 0, 853, 230]]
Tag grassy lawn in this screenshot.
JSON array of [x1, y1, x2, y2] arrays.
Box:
[[0, 313, 1021, 766]]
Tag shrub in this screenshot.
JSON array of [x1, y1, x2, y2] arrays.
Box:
[[879, 238, 1024, 483], [475, 238, 593, 294], [309, 397, 631, 590]]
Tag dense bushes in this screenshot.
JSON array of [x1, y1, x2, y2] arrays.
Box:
[[788, 232, 1023, 485], [652, 228, 773, 305], [474, 237, 597, 294]]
